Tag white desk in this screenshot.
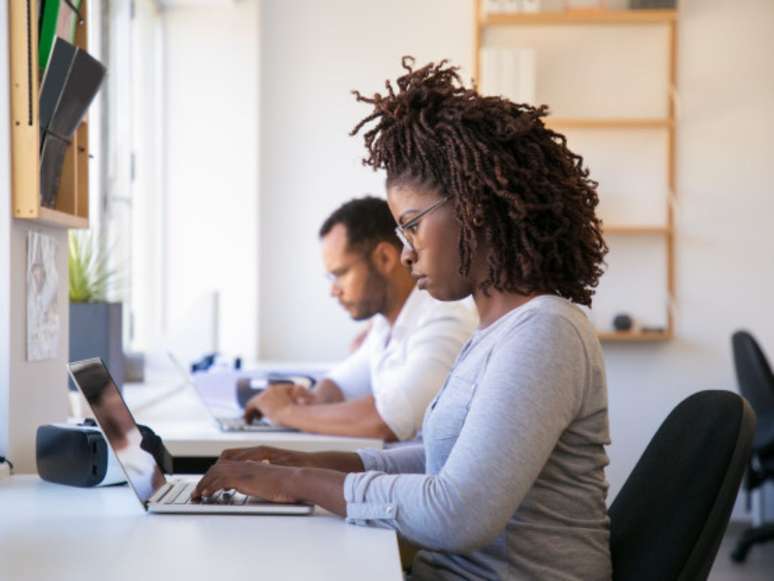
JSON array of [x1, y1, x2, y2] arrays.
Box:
[[119, 376, 383, 457], [0, 476, 402, 581]]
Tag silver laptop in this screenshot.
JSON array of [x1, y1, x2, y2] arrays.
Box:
[[168, 352, 297, 433], [67, 358, 313, 515]]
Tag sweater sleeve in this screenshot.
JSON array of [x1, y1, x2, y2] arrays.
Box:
[[356, 443, 426, 475], [342, 312, 586, 552]]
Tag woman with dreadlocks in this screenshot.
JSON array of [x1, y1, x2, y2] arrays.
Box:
[[193, 57, 611, 580]]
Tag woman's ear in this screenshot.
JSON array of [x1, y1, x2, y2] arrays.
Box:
[[370, 241, 401, 275]]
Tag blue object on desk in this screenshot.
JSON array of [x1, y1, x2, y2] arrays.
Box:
[[190, 353, 243, 373]]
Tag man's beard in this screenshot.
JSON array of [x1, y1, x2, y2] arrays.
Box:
[[348, 265, 388, 321]]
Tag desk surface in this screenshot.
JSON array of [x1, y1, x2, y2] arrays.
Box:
[[0, 476, 401, 581], [120, 376, 383, 456]]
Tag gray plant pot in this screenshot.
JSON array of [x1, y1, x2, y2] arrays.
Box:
[[69, 302, 124, 391]]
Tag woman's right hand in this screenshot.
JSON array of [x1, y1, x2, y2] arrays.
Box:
[[217, 446, 365, 473], [218, 445, 317, 468]]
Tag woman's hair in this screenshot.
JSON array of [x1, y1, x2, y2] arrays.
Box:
[[350, 57, 607, 306]]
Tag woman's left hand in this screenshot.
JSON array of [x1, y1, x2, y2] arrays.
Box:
[[191, 460, 301, 504]]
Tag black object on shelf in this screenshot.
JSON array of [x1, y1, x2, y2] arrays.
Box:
[[613, 313, 634, 332], [642, 326, 667, 334], [629, 0, 677, 8]]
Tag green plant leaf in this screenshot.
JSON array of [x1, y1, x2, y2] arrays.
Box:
[[68, 230, 120, 303]]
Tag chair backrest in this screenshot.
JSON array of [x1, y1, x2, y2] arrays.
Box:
[[609, 390, 755, 581], [732, 330, 774, 416]]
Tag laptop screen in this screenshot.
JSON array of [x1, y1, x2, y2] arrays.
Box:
[[68, 358, 167, 504]]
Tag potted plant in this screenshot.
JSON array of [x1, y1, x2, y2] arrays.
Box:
[[68, 231, 124, 390]]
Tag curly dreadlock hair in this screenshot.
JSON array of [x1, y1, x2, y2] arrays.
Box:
[[350, 57, 607, 306]]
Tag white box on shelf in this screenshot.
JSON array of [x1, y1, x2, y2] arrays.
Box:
[[484, 0, 507, 14], [501, 48, 536, 105], [522, 0, 541, 12], [480, 48, 537, 106]]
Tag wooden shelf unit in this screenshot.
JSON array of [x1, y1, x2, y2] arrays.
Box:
[[545, 117, 672, 130], [597, 330, 672, 343], [482, 9, 677, 27], [603, 225, 671, 236], [474, 2, 678, 341], [8, 0, 90, 229]]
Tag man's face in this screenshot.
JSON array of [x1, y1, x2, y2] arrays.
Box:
[[321, 224, 388, 321]]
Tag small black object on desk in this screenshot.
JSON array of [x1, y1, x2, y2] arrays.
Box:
[[36, 420, 216, 487]]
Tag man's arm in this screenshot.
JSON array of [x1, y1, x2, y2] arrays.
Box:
[[274, 396, 398, 441]]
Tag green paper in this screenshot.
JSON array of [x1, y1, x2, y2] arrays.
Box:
[[38, 0, 82, 73]]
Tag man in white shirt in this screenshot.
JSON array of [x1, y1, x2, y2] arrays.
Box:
[[244, 196, 476, 442]]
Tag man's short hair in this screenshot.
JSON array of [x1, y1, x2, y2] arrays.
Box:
[[319, 196, 401, 252]]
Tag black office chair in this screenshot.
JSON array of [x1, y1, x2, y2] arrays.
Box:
[[609, 390, 755, 581], [729, 330, 774, 562]]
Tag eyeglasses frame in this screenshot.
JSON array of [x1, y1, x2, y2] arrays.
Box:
[[394, 197, 449, 252]]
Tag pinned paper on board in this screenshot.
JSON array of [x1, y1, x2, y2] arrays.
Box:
[[27, 231, 60, 361]]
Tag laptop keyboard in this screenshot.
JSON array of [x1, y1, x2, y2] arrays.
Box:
[[219, 417, 270, 431], [158, 481, 267, 505]]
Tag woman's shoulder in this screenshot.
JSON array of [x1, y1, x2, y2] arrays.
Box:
[[492, 295, 599, 354]]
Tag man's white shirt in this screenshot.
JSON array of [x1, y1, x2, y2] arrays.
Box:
[[326, 287, 478, 441]]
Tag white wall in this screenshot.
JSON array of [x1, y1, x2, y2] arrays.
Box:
[[0, 1, 71, 471], [161, 1, 259, 360], [257, 0, 774, 518], [603, 0, 774, 516], [258, 0, 475, 360]]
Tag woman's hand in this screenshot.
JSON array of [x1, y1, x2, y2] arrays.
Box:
[[218, 445, 365, 474], [218, 445, 316, 468], [191, 452, 351, 515], [191, 460, 300, 503]]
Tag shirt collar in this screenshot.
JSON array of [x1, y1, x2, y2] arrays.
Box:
[[389, 285, 428, 341]]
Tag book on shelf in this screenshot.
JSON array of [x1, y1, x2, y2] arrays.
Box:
[[39, 37, 106, 209], [39, 37, 77, 146], [39, 0, 83, 74]]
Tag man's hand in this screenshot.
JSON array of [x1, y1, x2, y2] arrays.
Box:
[[287, 384, 317, 405], [243, 384, 296, 424], [219, 445, 315, 468], [191, 460, 300, 503]]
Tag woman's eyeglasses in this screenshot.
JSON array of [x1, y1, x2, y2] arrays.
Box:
[[394, 197, 449, 252]]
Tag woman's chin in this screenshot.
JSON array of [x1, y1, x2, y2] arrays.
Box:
[[422, 284, 454, 302], [417, 275, 471, 302]]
